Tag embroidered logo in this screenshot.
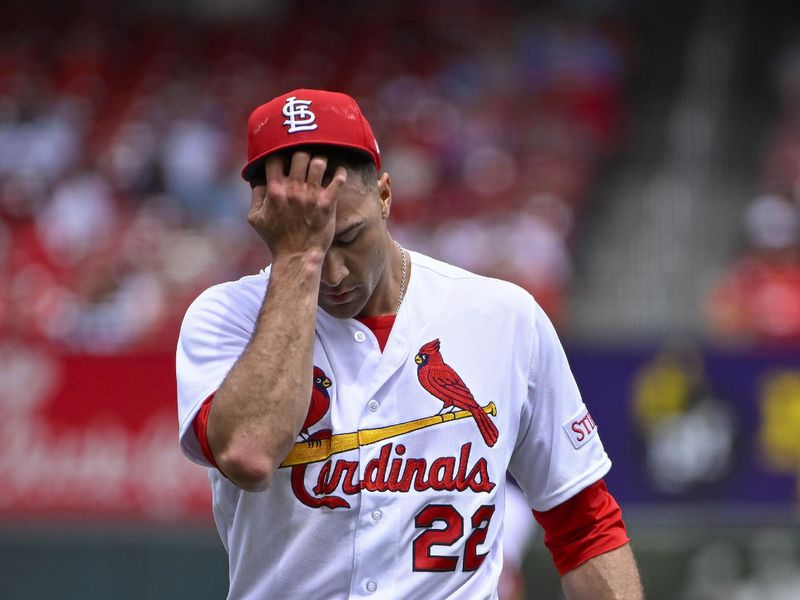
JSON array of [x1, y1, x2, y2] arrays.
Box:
[[299, 367, 332, 443], [563, 408, 598, 449], [282, 96, 318, 133], [283, 361, 498, 510], [415, 339, 499, 447]]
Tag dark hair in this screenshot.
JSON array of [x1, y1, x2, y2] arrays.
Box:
[[248, 145, 378, 190]]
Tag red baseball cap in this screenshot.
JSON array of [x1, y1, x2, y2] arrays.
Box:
[[241, 88, 381, 181]]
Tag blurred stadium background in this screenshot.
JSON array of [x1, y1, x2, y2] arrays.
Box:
[[1, 0, 800, 598]]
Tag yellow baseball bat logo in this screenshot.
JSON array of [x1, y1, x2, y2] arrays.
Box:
[[280, 402, 497, 468]]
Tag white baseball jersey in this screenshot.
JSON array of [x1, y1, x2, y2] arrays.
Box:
[[176, 251, 611, 600]]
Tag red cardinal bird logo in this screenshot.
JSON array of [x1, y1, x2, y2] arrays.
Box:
[[299, 367, 332, 444], [292, 366, 341, 509], [415, 339, 499, 447]]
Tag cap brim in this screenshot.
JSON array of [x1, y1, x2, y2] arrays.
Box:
[[241, 140, 377, 182]]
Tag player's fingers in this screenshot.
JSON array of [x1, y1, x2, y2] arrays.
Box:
[[306, 155, 328, 188], [264, 155, 284, 186], [249, 184, 266, 209], [247, 185, 266, 226], [324, 166, 348, 202], [287, 151, 311, 182]]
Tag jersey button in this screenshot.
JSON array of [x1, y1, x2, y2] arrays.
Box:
[[371, 510, 382, 522], [354, 331, 366, 343], [368, 399, 380, 411], [366, 581, 377, 593]]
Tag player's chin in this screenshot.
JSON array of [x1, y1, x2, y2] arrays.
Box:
[[318, 293, 366, 319]]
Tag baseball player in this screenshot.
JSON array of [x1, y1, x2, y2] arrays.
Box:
[[176, 89, 642, 599]]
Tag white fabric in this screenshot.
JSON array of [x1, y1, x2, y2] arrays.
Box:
[[176, 251, 611, 600]]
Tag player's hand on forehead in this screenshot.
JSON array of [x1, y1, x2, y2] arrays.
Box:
[[248, 151, 347, 258]]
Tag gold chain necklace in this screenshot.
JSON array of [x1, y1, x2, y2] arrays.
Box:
[[395, 240, 407, 314]]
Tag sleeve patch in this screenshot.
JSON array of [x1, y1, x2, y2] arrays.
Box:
[[562, 409, 598, 449]]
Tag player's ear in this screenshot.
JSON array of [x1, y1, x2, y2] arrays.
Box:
[[378, 172, 392, 219]]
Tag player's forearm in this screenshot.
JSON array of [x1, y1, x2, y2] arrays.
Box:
[[208, 251, 324, 490], [561, 544, 643, 600]]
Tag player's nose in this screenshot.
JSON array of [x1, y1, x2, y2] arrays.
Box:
[[320, 249, 349, 289]]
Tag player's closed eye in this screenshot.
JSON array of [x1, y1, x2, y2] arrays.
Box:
[[333, 222, 364, 246], [334, 233, 359, 246]]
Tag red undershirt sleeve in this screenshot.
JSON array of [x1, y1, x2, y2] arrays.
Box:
[[532, 479, 630, 576], [192, 394, 220, 470]]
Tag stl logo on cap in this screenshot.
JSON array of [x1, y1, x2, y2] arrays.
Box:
[[282, 96, 318, 133]]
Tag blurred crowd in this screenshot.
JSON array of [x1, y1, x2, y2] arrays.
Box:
[[705, 41, 800, 345], [0, 2, 631, 353]]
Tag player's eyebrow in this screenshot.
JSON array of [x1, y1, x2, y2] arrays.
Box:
[[333, 221, 364, 239]]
